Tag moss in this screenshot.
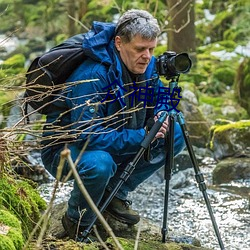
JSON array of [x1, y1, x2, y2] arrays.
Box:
[[0, 209, 21, 229], [105, 237, 207, 250], [0, 235, 16, 250], [199, 95, 224, 107], [209, 120, 250, 151], [7, 228, 24, 249], [0, 209, 24, 249], [213, 67, 235, 86], [1, 54, 25, 69], [0, 174, 47, 239], [213, 120, 250, 133]]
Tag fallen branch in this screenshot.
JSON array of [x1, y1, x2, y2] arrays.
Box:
[[61, 148, 124, 250]]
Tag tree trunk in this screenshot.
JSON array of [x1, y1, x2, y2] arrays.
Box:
[[67, 0, 77, 36], [78, 0, 88, 20], [167, 0, 196, 62]]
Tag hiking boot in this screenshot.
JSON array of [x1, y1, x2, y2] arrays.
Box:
[[105, 196, 140, 225], [61, 213, 97, 243]]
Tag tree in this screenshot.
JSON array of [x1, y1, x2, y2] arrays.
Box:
[[166, 0, 196, 62]]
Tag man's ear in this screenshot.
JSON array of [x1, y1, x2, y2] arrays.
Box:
[[115, 36, 122, 51]]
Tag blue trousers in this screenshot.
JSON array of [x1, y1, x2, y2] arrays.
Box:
[[41, 122, 185, 226]]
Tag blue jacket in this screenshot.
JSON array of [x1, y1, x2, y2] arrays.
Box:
[[44, 21, 169, 156]]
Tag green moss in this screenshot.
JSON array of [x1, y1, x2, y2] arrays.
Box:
[[0, 175, 47, 239], [0, 209, 24, 249], [199, 95, 224, 107], [105, 237, 206, 250], [213, 67, 235, 86], [7, 228, 24, 249], [0, 235, 16, 250], [0, 209, 21, 229], [209, 120, 250, 150], [213, 120, 250, 133], [1, 54, 25, 69]]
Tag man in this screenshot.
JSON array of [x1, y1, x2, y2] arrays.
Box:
[[41, 9, 185, 241]]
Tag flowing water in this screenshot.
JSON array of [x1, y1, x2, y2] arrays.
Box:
[[38, 156, 250, 250], [2, 33, 249, 249]]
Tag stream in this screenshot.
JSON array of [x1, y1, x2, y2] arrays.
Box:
[[1, 33, 249, 250], [38, 155, 250, 250]]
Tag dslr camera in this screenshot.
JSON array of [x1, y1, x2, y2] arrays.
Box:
[[156, 51, 192, 79]]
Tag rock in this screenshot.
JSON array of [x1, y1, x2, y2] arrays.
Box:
[[213, 157, 250, 184], [179, 100, 211, 148], [170, 168, 193, 189], [44, 201, 212, 250], [209, 119, 250, 160]]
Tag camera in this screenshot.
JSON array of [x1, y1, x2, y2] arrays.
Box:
[[156, 51, 192, 79]]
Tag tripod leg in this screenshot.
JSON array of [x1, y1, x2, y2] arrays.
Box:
[[162, 113, 175, 243], [177, 112, 225, 250], [81, 112, 168, 240]]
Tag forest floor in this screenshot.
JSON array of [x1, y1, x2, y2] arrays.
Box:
[[28, 202, 211, 250]]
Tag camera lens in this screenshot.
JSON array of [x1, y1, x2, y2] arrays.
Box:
[[174, 53, 192, 73]]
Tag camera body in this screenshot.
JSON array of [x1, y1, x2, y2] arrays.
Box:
[[156, 51, 192, 79]]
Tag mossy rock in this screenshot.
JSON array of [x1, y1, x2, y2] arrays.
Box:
[[0, 209, 24, 250], [0, 174, 47, 239], [199, 92, 248, 122], [106, 237, 210, 250], [209, 120, 250, 160]]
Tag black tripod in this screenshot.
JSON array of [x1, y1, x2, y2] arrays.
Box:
[[161, 78, 225, 250], [82, 77, 225, 250]]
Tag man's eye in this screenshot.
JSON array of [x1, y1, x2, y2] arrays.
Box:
[[136, 48, 144, 52]]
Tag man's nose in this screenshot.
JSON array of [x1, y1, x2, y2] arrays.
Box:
[[142, 49, 151, 59]]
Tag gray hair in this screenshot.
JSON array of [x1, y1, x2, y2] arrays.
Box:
[[115, 9, 160, 43]]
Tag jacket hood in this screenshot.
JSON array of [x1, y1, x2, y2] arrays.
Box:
[[82, 21, 116, 65]]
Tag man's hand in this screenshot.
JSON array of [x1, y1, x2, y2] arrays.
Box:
[[154, 112, 169, 139]]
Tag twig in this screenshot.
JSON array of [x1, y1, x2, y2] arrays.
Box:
[[61, 148, 124, 250], [93, 225, 110, 250], [68, 14, 89, 31], [134, 219, 142, 250]]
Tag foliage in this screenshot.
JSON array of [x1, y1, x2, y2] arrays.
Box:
[[0, 174, 47, 238], [196, 0, 250, 46], [199, 90, 248, 122], [234, 57, 250, 115], [0, 209, 24, 250]]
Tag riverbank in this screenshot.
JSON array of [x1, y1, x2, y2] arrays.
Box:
[[38, 155, 250, 250]]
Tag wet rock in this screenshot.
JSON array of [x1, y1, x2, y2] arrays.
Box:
[[45, 201, 210, 250], [213, 157, 250, 184]]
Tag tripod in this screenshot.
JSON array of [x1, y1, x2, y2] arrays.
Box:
[[161, 78, 225, 250], [82, 77, 225, 250]]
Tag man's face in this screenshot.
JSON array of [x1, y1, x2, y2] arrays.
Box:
[[115, 35, 157, 74]]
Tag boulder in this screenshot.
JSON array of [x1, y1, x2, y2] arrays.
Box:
[[213, 157, 250, 184], [209, 119, 250, 160], [42, 201, 211, 250], [179, 99, 211, 148]]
